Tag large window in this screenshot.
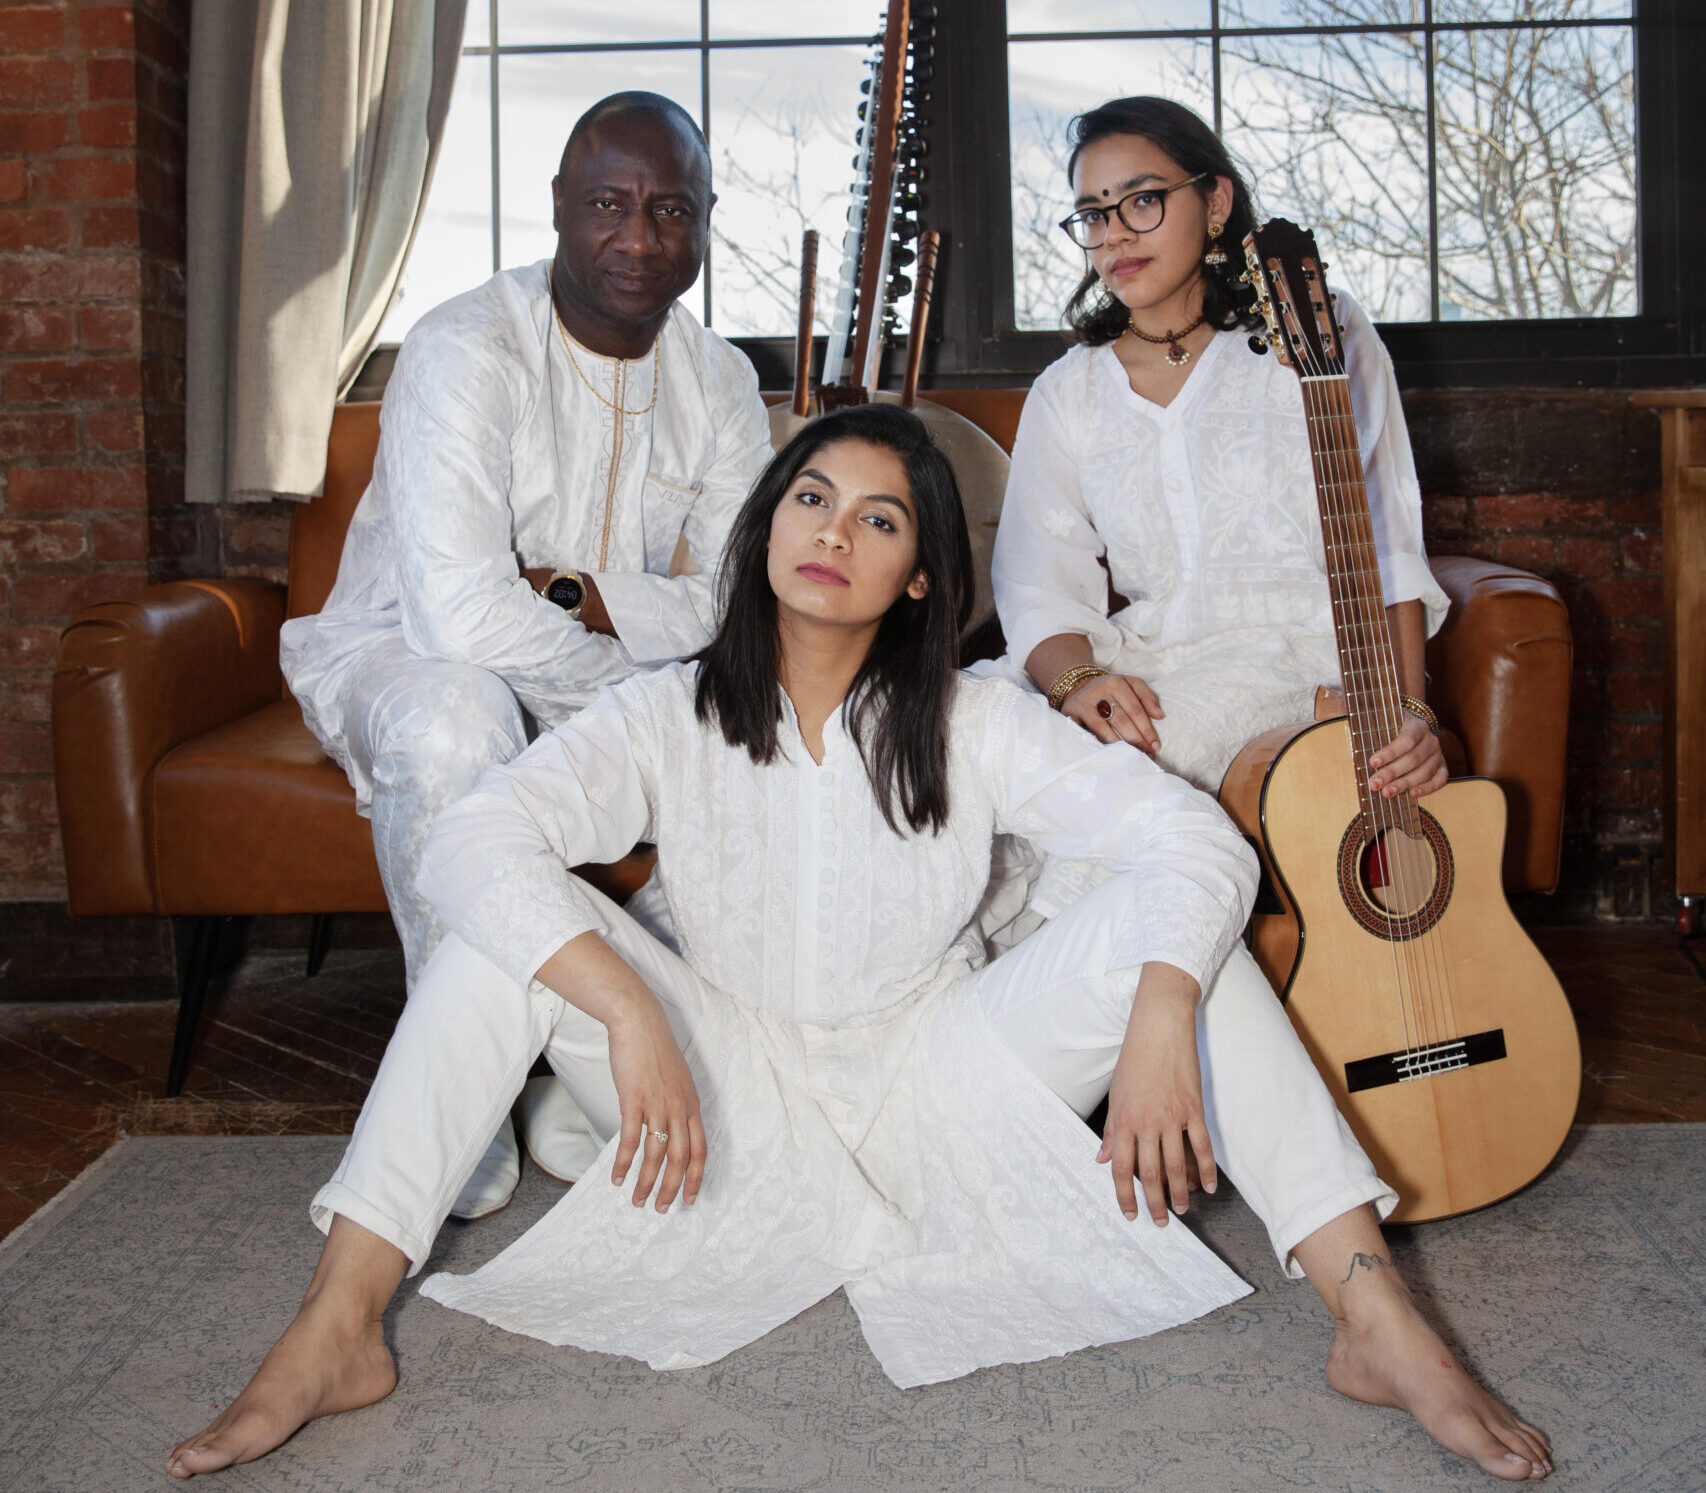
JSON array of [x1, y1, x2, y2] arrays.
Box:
[[380, 1, 889, 345], [1008, 1, 1636, 330], [378, 1, 1698, 388]]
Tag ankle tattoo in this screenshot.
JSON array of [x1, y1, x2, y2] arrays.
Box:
[[1340, 1251, 1392, 1285]]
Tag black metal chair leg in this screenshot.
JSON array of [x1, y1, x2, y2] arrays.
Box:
[[167, 915, 224, 1097], [306, 913, 334, 977]]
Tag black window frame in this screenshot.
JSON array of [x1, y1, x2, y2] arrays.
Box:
[[730, 0, 1704, 391]]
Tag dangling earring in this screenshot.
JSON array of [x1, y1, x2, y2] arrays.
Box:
[[1204, 221, 1228, 269]]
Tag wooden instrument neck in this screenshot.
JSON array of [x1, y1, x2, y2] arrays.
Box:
[[1301, 374, 1417, 835]]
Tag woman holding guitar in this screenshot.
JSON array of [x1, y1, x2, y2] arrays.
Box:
[[993, 96, 1448, 807], [986, 97, 1557, 1481]]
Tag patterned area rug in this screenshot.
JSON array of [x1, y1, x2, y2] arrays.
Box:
[[1, 1125, 1701, 1492]]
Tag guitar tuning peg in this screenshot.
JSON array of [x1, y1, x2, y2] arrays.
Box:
[[1248, 334, 1269, 356]]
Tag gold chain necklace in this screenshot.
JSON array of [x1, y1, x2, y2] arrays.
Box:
[[1127, 311, 1207, 368], [552, 303, 659, 416]]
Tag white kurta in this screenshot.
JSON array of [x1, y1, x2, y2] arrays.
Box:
[[281, 258, 774, 763], [992, 296, 1449, 793], [410, 664, 1266, 1386], [277, 261, 772, 982]]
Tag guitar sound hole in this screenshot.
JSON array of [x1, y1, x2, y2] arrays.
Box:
[[1358, 829, 1437, 918], [1337, 810, 1454, 941]]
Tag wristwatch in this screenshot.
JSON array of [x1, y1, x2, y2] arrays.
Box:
[[545, 570, 585, 619]]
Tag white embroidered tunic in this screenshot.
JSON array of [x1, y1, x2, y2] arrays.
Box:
[[414, 664, 1260, 1387], [991, 295, 1449, 792], [280, 260, 774, 757]]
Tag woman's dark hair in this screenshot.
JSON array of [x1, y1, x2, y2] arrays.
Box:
[[694, 403, 974, 837], [1062, 96, 1262, 346]]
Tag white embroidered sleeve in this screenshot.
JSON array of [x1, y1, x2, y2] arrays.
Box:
[[982, 684, 1258, 992], [1341, 296, 1450, 637], [991, 370, 1125, 672], [591, 337, 771, 664], [417, 688, 655, 988], [384, 325, 636, 724]]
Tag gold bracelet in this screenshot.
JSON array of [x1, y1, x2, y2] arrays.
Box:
[[1400, 694, 1439, 733], [1047, 663, 1108, 711]]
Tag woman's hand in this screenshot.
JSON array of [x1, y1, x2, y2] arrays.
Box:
[[1100, 962, 1217, 1225], [1063, 672, 1165, 755], [1369, 711, 1447, 800], [534, 930, 705, 1213], [605, 996, 706, 1213]]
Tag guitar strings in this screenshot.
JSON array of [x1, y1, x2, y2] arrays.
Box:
[[1283, 274, 1449, 1054], [1281, 282, 1424, 1055], [1302, 371, 1431, 1051], [1290, 283, 1463, 1053], [1313, 368, 1450, 1052], [1320, 378, 1459, 1050]]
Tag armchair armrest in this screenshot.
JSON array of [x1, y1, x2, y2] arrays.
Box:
[[1426, 555, 1572, 895], [53, 579, 287, 915]]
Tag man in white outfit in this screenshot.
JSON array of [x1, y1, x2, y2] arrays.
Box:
[[280, 92, 773, 1216]]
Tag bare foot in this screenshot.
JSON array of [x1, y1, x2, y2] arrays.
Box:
[[1326, 1270, 1553, 1481], [165, 1297, 396, 1478]]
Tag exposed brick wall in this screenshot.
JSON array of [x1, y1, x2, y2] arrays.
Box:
[[0, 0, 203, 899], [1407, 391, 1665, 921]]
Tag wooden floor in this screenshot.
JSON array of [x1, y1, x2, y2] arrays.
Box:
[[1, 925, 1701, 1244]]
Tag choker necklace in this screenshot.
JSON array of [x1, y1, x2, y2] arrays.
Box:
[[552, 301, 659, 417], [1127, 311, 1207, 368]]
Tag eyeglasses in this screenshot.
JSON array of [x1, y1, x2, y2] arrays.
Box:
[[1058, 173, 1210, 250]]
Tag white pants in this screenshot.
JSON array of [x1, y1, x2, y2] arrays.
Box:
[[334, 635, 532, 988], [314, 875, 1390, 1280]]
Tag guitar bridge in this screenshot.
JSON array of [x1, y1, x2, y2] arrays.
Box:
[[1344, 1029, 1507, 1093]]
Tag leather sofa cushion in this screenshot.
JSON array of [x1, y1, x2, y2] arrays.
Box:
[[149, 701, 389, 915]]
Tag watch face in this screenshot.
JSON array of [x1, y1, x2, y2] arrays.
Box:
[[547, 574, 584, 611]]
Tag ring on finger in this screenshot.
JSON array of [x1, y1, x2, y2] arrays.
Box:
[[649, 1128, 669, 1146], [1095, 698, 1113, 720]]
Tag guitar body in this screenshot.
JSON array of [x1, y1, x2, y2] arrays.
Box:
[[1220, 717, 1581, 1223]]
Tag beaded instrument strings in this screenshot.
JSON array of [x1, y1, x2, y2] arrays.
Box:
[[818, 2, 937, 402]]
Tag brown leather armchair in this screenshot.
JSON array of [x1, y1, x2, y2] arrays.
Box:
[[52, 403, 648, 1095], [53, 393, 1570, 1098]]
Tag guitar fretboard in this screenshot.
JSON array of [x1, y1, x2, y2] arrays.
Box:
[[1298, 373, 1419, 838]]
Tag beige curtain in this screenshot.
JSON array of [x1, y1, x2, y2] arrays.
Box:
[[186, 0, 467, 505]]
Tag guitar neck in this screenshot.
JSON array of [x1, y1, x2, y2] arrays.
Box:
[[1300, 373, 1414, 832]]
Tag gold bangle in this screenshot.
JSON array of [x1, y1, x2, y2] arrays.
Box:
[[1047, 664, 1108, 711], [1400, 694, 1439, 733]]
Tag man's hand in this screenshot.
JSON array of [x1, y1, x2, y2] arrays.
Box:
[[520, 567, 618, 638], [1100, 962, 1216, 1225]]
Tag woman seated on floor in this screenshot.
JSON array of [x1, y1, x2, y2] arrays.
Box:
[[168, 406, 1550, 1483], [991, 95, 1449, 806]]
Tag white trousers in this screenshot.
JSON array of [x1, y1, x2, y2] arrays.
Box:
[[334, 634, 532, 988], [315, 874, 1391, 1281]]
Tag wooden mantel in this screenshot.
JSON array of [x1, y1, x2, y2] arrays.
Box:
[[1631, 391, 1706, 917]]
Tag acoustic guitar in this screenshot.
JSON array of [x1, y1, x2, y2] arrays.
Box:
[[1217, 220, 1581, 1224]]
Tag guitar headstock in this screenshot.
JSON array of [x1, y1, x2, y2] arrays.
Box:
[[1242, 218, 1344, 379]]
